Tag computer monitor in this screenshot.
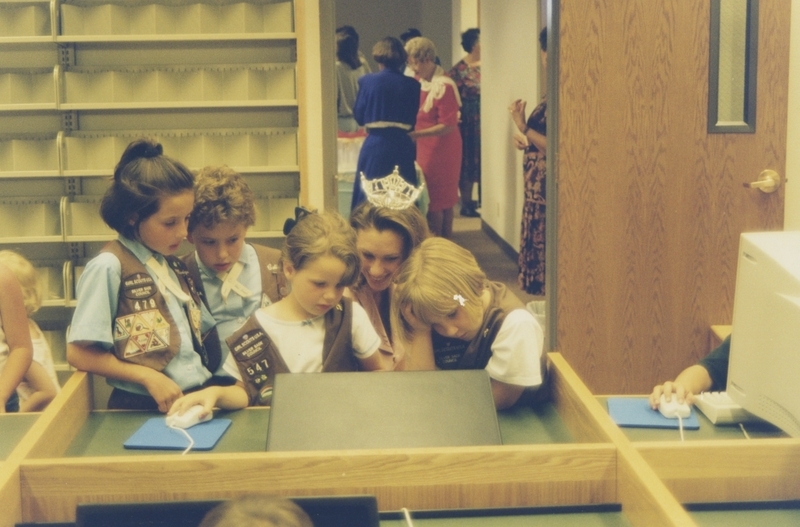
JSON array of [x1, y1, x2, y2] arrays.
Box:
[[75, 495, 380, 527], [727, 231, 800, 437]]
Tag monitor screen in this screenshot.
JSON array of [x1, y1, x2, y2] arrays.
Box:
[[727, 231, 800, 437], [266, 370, 502, 452], [75, 495, 380, 527]]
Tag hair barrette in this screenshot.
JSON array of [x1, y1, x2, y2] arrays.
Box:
[[282, 206, 314, 235], [453, 294, 466, 307]]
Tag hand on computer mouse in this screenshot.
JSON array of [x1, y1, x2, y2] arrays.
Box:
[[658, 394, 691, 419], [649, 381, 691, 409], [165, 404, 212, 429]]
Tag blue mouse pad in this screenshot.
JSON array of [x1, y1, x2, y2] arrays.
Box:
[[607, 397, 700, 430], [123, 418, 232, 451]]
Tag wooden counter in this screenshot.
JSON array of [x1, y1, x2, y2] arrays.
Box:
[[10, 352, 792, 527]]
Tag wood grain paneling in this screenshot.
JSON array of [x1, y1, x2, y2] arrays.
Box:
[[637, 439, 800, 503], [557, 0, 790, 393], [19, 445, 618, 522]]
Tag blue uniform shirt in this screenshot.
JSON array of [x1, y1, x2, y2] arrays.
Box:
[[193, 243, 269, 362], [69, 237, 218, 395]]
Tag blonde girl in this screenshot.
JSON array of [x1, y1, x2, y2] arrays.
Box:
[[0, 250, 60, 412], [67, 138, 247, 416], [392, 237, 544, 409], [0, 259, 33, 413]]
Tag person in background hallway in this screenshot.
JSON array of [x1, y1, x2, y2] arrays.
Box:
[[406, 36, 462, 239], [399, 27, 422, 44], [335, 25, 371, 133], [399, 28, 423, 77], [199, 495, 312, 527], [0, 250, 60, 412], [350, 37, 421, 210], [0, 256, 33, 413], [448, 28, 482, 218], [509, 26, 547, 296]]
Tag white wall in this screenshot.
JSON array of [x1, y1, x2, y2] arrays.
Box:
[[479, 0, 541, 248], [451, 0, 478, 65], [785, 2, 800, 229]]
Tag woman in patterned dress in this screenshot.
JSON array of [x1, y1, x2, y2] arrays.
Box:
[[509, 27, 547, 296], [448, 28, 481, 218]]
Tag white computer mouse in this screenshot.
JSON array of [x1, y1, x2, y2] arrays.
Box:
[[658, 394, 691, 419], [165, 405, 212, 429]]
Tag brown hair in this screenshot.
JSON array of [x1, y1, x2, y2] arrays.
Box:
[[283, 211, 360, 287], [198, 495, 312, 527], [100, 137, 194, 239], [189, 165, 256, 232], [372, 37, 407, 71], [349, 201, 429, 289]]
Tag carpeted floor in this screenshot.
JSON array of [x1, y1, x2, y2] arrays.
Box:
[[451, 216, 542, 305]]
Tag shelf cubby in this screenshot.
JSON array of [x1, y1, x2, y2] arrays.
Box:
[[41, 327, 68, 365], [0, 135, 60, 177], [61, 129, 298, 175], [59, 63, 296, 109], [251, 192, 297, 234], [33, 259, 68, 307], [59, 1, 294, 38], [0, 196, 61, 242], [0, 68, 57, 110], [0, 2, 53, 41], [62, 195, 116, 241]]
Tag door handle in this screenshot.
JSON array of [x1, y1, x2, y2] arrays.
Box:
[[743, 169, 781, 193]]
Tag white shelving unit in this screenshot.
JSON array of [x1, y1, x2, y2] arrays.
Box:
[[0, 0, 302, 377]]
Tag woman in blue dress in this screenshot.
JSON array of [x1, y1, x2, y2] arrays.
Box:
[[350, 37, 421, 210]]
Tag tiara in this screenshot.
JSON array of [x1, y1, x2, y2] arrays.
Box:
[[360, 167, 424, 210]]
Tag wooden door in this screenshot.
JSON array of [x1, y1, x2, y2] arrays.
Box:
[[556, 0, 789, 394]]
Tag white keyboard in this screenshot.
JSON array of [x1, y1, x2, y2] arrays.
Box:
[[693, 391, 761, 425]]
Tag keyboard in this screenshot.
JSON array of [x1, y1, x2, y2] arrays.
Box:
[[693, 391, 761, 425]]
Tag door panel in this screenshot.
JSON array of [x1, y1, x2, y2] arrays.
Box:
[[556, 0, 789, 394]]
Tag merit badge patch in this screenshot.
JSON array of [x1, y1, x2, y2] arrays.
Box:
[[114, 309, 171, 358]]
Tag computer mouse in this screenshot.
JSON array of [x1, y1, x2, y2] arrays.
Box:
[[165, 405, 212, 429], [658, 394, 691, 419]]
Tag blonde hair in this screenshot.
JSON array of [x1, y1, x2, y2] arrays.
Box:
[[283, 211, 360, 287], [0, 250, 41, 316], [198, 495, 312, 527], [189, 165, 256, 232], [404, 36, 437, 63], [391, 238, 487, 343]]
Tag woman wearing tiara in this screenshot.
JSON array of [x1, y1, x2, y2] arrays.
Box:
[[350, 37, 421, 210], [348, 176, 429, 369]]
